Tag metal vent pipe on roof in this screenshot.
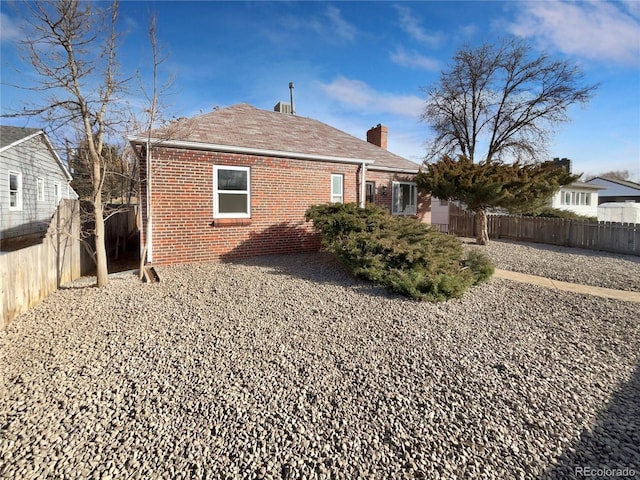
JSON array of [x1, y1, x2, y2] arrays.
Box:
[[289, 82, 295, 115]]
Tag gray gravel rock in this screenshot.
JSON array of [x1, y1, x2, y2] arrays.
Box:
[[463, 238, 640, 291], [1, 252, 638, 479]]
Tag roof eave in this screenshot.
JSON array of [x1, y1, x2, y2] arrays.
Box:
[[128, 136, 375, 166], [588, 176, 640, 190], [367, 165, 419, 175], [565, 182, 606, 190], [41, 133, 73, 182]]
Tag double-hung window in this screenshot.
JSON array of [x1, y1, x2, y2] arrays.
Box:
[[392, 181, 417, 215], [213, 166, 250, 218], [331, 174, 343, 203], [37, 177, 45, 202], [54, 182, 62, 205], [9, 171, 22, 211]]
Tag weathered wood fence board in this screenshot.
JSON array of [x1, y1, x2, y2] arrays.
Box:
[[449, 207, 640, 256], [104, 205, 138, 258], [1, 201, 139, 328], [1, 200, 82, 328]]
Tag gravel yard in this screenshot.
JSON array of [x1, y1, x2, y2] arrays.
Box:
[[1, 242, 639, 479], [465, 238, 640, 292]]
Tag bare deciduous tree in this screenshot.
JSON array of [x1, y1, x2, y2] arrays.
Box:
[[6, 0, 130, 287], [422, 39, 598, 165], [134, 13, 178, 280], [594, 170, 633, 182], [420, 39, 597, 244]]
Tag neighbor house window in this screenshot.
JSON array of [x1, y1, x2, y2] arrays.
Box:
[[561, 190, 591, 206], [365, 181, 375, 204], [213, 166, 250, 218], [37, 177, 45, 202], [331, 174, 343, 203], [54, 182, 62, 205], [9, 171, 22, 210], [392, 181, 417, 215]]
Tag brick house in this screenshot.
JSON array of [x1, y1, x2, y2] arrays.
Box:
[[129, 103, 429, 265]]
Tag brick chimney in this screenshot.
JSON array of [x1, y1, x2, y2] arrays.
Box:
[[367, 124, 388, 149]]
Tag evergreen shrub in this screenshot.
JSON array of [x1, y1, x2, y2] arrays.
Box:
[[305, 203, 494, 301], [521, 207, 597, 222]]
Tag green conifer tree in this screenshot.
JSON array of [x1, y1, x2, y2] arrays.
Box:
[[417, 155, 578, 244]]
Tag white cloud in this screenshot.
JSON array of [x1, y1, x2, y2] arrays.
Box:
[[506, 1, 640, 66], [394, 5, 442, 47], [0, 13, 21, 40], [621, 0, 640, 17], [390, 46, 440, 71], [279, 6, 356, 44], [456, 23, 478, 39], [319, 76, 423, 119], [324, 6, 357, 42]]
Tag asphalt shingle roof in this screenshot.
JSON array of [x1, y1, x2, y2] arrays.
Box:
[[587, 176, 640, 191], [0, 126, 41, 150], [152, 103, 420, 172]]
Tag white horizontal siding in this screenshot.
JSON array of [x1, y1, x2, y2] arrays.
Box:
[[1, 134, 74, 239]]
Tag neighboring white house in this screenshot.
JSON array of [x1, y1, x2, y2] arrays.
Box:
[[430, 197, 453, 231], [549, 181, 603, 218], [1, 126, 78, 248], [585, 176, 640, 204]]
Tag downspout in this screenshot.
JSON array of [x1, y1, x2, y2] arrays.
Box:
[[360, 161, 366, 208], [146, 139, 153, 263]]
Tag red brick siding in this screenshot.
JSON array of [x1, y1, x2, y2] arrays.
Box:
[[142, 147, 361, 265]]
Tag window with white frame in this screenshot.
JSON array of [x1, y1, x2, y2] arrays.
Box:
[[560, 189, 592, 206], [9, 171, 22, 210], [392, 181, 417, 215], [331, 174, 343, 203], [37, 177, 45, 202], [213, 166, 250, 218], [54, 182, 62, 205], [365, 181, 375, 204]]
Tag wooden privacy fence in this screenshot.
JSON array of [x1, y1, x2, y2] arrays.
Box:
[[79, 203, 139, 261], [1, 199, 85, 328], [449, 208, 640, 256], [105, 205, 138, 258]]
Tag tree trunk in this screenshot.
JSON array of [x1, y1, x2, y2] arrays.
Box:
[[94, 193, 110, 287], [92, 147, 109, 287], [139, 211, 150, 280], [476, 208, 489, 245]]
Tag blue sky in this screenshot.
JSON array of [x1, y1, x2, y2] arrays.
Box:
[[1, 1, 639, 180]]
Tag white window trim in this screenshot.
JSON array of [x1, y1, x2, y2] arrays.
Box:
[[37, 177, 45, 202], [331, 174, 344, 203], [54, 181, 62, 205], [8, 170, 23, 211], [213, 165, 251, 219], [561, 189, 592, 206], [392, 181, 418, 216]]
